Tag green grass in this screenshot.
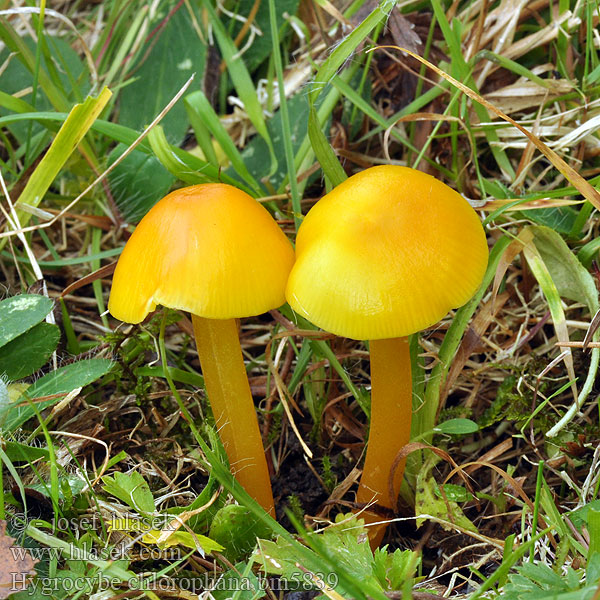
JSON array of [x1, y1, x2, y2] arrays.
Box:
[[0, 0, 600, 598]]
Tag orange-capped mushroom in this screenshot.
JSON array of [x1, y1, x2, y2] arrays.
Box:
[[286, 166, 488, 542], [110, 184, 295, 515]]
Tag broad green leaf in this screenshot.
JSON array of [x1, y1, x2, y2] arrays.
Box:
[[527, 225, 599, 312], [108, 144, 175, 222], [0, 358, 113, 432], [118, 5, 207, 144], [435, 418, 479, 435], [0, 32, 88, 144], [102, 471, 155, 514], [13, 87, 112, 230], [525, 225, 600, 437], [3, 440, 49, 462], [254, 514, 417, 595], [0, 294, 53, 348], [522, 206, 579, 234], [0, 322, 60, 380]]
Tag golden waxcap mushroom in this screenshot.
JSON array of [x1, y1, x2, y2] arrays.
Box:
[[285, 165, 488, 546], [109, 183, 295, 516], [109, 183, 295, 324], [286, 165, 488, 341]]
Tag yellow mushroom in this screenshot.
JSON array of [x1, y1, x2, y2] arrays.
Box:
[[109, 184, 295, 515], [286, 165, 488, 541]]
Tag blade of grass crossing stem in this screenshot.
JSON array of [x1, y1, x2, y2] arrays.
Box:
[[394, 46, 600, 210], [184, 91, 262, 195], [415, 236, 512, 445], [268, 0, 302, 228], [522, 242, 578, 400], [12, 88, 112, 233], [199, 0, 276, 175]]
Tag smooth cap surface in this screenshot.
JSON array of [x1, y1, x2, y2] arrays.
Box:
[[109, 184, 295, 323], [286, 166, 488, 340]]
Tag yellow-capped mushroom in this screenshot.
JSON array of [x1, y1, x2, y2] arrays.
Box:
[[110, 184, 295, 515], [286, 166, 488, 541]]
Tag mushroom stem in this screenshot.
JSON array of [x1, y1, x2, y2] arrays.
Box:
[[192, 315, 275, 516], [357, 336, 412, 545]]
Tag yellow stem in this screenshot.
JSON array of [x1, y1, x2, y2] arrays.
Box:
[[357, 336, 412, 546], [192, 315, 275, 516]]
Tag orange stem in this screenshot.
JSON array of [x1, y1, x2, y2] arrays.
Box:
[[192, 315, 275, 516], [357, 336, 412, 546]]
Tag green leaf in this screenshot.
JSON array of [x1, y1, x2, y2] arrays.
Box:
[[309, 0, 395, 104], [0, 294, 53, 348], [0, 358, 113, 432], [118, 4, 206, 144], [568, 499, 600, 531], [435, 418, 479, 435], [527, 225, 599, 312], [108, 144, 175, 222], [0, 322, 60, 380], [2, 441, 50, 462], [434, 484, 474, 503], [522, 206, 579, 234], [102, 471, 155, 514]]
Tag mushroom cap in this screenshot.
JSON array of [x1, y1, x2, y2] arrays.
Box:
[[285, 166, 488, 340], [109, 184, 295, 323]]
